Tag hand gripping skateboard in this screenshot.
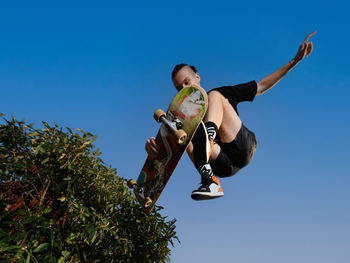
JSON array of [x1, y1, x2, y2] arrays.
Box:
[[127, 85, 208, 213]]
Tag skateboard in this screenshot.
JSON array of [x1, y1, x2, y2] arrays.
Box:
[[127, 85, 208, 213]]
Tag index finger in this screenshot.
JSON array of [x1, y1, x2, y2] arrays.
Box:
[[304, 31, 316, 42]]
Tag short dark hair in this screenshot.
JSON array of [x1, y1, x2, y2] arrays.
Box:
[[171, 63, 197, 80]]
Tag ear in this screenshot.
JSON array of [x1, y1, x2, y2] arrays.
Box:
[[195, 73, 200, 81]]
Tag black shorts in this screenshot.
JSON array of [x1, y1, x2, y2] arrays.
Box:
[[210, 124, 257, 178], [207, 82, 258, 177]]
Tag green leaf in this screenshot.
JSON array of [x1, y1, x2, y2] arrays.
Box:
[[39, 144, 47, 153], [33, 243, 49, 253], [57, 197, 66, 202], [91, 231, 98, 243], [23, 215, 37, 224], [41, 157, 50, 164], [42, 121, 50, 129], [1, 245, 21, 252], [33, 146, 40, 155], [29, 132, 41, 137], [90, 135, 97, 143], [32, 240, 39, 248], [58, 153, 66, 160], [93, 148, 101, 156], [44, 207, 52, 214], [65, 233, 77, 243], [61, 250, 70, 258]]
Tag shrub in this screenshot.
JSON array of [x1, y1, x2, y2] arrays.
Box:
[[0, 115, 178, 262]]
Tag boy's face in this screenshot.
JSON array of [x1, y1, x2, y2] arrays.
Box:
[[172, 66, 200, 91]]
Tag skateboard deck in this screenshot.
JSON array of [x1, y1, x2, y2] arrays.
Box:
[[128, 85, 208, 213]]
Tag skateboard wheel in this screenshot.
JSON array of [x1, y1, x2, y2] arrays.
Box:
[[127, 179, 137, 188], [143, 197, 152, 208], [175, 129, 187, 144], [154, 109, 166, 123]]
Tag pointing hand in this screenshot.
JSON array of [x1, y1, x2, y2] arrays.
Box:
[[294, 31, 316, 63]]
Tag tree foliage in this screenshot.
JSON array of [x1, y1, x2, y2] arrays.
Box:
[[0, 115, 178, 262]]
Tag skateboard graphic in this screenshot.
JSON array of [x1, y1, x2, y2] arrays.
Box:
[[127, 85, 208, 213]]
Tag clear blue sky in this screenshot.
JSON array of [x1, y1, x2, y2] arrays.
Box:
[[1, 1, 349, 262]]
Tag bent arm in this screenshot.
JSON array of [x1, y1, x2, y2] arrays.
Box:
[[256, 31, 316, 96]]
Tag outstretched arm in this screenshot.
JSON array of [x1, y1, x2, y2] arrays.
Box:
[[256, 31, 316, 96]]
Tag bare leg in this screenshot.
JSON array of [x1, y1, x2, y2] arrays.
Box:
[[187, 141, 220, 163], [187, 91, 241, 163], [205, 91, 242, 141], [204, 90, 242, 160]]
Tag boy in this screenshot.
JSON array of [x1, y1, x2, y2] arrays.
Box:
[[146, 32, 315, 200]]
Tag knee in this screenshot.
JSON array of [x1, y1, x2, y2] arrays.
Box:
[[216, 165, 240, 178], [208, 90, 224, 101], [210, 150, 240, 177]]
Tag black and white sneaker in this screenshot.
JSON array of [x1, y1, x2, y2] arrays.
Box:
[[191, 176, 224, 201], [192, 121, 213, 167]]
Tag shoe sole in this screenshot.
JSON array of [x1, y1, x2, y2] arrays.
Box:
[[191, 191, 224, 201], [192, 121, 211, 165]]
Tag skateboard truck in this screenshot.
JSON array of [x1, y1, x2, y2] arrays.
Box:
[[127, 179, 153, 208], [154, 109, 187, 144], [167, 111, 184, 130]]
